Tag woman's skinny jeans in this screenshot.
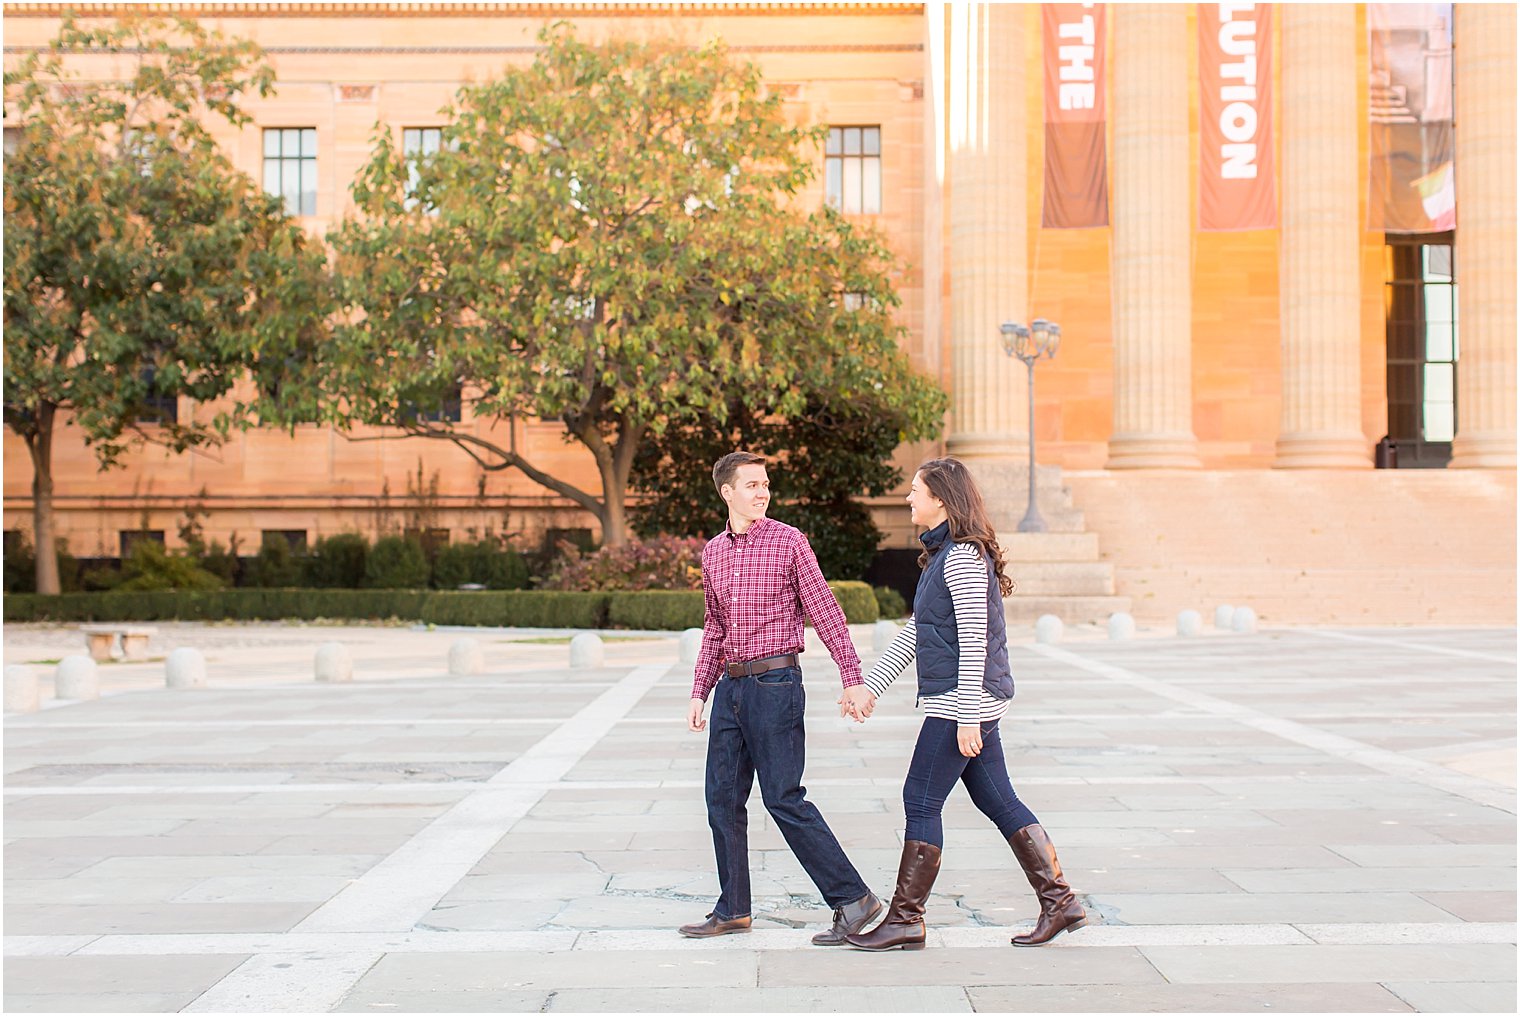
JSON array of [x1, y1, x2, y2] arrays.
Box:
[[902, 716, 1039, 847]]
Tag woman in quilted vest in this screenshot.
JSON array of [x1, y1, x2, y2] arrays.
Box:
[[845, 456, 1086, 951]]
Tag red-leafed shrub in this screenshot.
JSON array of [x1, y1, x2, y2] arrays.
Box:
[[542, 536, 705, 592]]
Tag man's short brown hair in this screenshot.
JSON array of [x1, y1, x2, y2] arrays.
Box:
[[712, 451, 765, 495]]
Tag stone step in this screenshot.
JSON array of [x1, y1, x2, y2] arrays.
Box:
[[1004, 594, 1133, 625], [1006, 561, 1115, 596], [957, 460, 1091, 534], [987, 509, 1088, 534], [1061, 469, 1516, 623], [1001, 532, 1102, 562]]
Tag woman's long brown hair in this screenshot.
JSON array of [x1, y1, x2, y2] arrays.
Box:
[[915, 457, 1015, 597]]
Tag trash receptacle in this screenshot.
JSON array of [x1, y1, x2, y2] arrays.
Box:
[[1375, 435, 1398, 469]]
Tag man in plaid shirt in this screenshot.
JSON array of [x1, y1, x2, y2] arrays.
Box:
[[679, 451, 882, 944]]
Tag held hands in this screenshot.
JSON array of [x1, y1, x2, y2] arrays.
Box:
[[688, 697, 707, 732], [957, 724, 983, 758], [837, 685, 876, 723]]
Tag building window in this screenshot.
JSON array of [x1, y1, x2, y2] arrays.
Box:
[[404, 528, 450, 557], [263, 128, 317, 216], [139, 366, 178, 425], [545, 527, 595, 555], [403, 126, 443, 210], [1384, 235, 1458, 467], [4, 530, 23, 556], [119, 530, 165, 558], [4, 127, 20, 158], [402, 381, 463, 424], [261, 529, 308, 554], [841, 292, 883, 312], [825, 126, 881, 215]]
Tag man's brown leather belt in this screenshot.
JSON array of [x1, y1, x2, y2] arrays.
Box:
[[725, 653, 800, 678]]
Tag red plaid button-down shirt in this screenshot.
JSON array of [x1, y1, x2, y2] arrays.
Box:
[[690, 516, 863, 701]]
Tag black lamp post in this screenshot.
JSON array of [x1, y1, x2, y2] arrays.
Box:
[[999, 318, 1062, 533]]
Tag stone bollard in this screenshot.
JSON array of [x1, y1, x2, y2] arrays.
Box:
[[1214, 605, 1235, 630], [55, 655, 100, 701], [1231, 606, 1259, 634], [1035, 614, 1063, 645], [1176, 609, 1203, 637], [448, 638, 485, 676], [164, 648, 207, 689], [872, 619, 901, 653], [1108, 612, 1136, 641], [5, 665, 39, 713], [679, 628, 704, 664], [569, 633, 604, 668], [314, 642, 353, 683]]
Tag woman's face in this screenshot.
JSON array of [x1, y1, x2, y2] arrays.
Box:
[[907, 471, 948, 529]]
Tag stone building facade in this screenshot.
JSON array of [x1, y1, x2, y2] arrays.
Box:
[[4, 3, 1515, 623]]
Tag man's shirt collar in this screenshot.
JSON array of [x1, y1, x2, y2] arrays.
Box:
[[724, 515, 773, 541]]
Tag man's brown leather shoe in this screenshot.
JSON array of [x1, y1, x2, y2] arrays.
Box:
[[678, 912, 752, 938]]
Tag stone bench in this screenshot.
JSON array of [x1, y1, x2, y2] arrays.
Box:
[[79, 624, 158, 662]]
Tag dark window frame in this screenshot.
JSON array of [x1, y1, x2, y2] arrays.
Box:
[[402, 126, 444, 212], [824, 125, 882, 215], [1383, 230, 1458, 468], [404, 527, 450, 557], [139, 365, 178, 425], [262, 127, 317, 217], [261, 529, 308, 554], [119, 530, 166, 558], [400, 380, 463, 425]]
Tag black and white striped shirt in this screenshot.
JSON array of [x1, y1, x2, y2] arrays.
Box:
[[864, 543, 1011, 724]]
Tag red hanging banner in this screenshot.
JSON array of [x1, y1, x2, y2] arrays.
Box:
[[1198, 3, 1276, 231], [1042, 3, 1109, 229]]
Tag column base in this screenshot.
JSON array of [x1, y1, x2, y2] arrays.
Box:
[[1105, 433, 1201, 469], [1274, 434, 1371, 469], [946, 432, 1030, 461], [1450, 433, 1518, 469]]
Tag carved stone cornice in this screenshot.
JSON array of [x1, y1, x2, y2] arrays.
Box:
[[4, 2, 924, 18]]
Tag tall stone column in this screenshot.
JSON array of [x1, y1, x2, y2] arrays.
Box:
[[944, 1, 1027, 461], [1450, 4, 1517, 468], [1275, 4, 1369, 467], [1107, 4, 1199, 468]]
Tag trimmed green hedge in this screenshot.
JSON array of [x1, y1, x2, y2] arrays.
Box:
[[420, 591, 608, 629], [4, 581, 882, 629], [608, 590, 705, 631], [827, 581, 880, 625]]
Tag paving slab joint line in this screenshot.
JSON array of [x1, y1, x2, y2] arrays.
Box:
[[172, 662, 672, 1013], [1029, 643, 1518, 815], [12, 923, 1517, 958]]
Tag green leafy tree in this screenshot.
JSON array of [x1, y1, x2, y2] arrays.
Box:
[[632, 383, 944, 579], [303, 25, 941, 548], [3, 15, 328, 594]]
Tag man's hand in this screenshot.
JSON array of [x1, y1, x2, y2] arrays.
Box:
[[838, 685, 876, 723], [688, 697, 707, 732], [957, 724, 983, 758]]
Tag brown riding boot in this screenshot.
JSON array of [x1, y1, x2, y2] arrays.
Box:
[[845, 841, 942, 952], [1008, 824, 1086, 946]]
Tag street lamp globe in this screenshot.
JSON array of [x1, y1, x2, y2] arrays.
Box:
[[999, 321, 1031, 360]]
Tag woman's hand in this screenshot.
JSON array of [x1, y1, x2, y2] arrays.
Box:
[[957, 724, 983, 758], [838, 685, 877, 722]]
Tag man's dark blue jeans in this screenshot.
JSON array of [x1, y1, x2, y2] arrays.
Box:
[[704, 666, 869, 921]]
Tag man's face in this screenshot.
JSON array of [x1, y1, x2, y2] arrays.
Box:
[[722, 463, 771, 521]]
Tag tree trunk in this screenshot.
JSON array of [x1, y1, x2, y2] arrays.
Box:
[[598, 474, 631, 548], [594, 424, 644, 550], [27, 406, 60, 595]]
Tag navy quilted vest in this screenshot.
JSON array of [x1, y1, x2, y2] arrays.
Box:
[[912, 521, 1015, 701]]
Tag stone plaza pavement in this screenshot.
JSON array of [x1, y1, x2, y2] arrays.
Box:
[[2, 620, 1516, 1013]]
